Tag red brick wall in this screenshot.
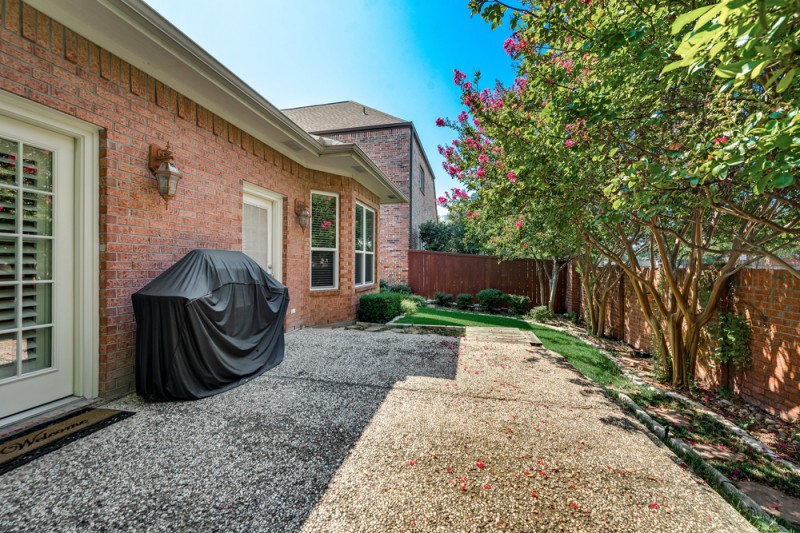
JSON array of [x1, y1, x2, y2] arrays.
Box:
[[0, 0, 380, 400], [321, 127, 411, 284], [409, 134, 438, 250], [574, 266, 799, 421], [725, 269, 800, 420], [320, 127, 438, 284]]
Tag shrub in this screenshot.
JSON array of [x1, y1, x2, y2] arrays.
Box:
[[708, 311, 752, 369], [404, 294, 427, 307], [379, 279, 389, 291], [456, 293, 474, 310], [506, 294, 531, 315], [358, 292, 405, 323], [434, 291, 453, 306], [388, 283, 412, 294], [400, 299, 418, 315], [566, 311, 581, 324], [477, 288, 506, 312], [527, 305, 554, 322]]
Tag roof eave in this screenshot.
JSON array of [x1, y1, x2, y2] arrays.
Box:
[[25, 0, 404, 203]]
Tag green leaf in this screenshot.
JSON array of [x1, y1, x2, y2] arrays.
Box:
[[672, 5, 715, 35], [750, 60, 770, 79], [776, 68, 796, 93], [662, 59, 689, 74], [712, 163, 727, 176], [772, 173, 795, 188], [765, 68, 785, 88], [775, 134, 791, 149]]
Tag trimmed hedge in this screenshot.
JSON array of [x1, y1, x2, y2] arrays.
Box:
[[477, 288, 506, 312], [456, 293, 474, 310], [506, 294, 531, 315], [434, 291, 453, 306], [359, 292, 405, 323]]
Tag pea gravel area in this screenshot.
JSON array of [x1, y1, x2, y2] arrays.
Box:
[[0, 329, 753, 532]]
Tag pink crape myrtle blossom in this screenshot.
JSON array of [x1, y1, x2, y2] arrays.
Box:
[[507, 171, 518, 183], [453, 69, 467, 86], [436, 117, 445, 127], [458, 111, 469, 123], [565, 139, 574, 148]]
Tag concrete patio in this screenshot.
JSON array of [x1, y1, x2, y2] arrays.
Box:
[[0, 329, 753, 532]]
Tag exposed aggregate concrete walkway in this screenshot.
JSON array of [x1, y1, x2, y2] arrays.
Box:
[[0, 329, 753, 532]]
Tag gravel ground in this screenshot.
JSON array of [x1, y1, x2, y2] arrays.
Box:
[[0, 329, 754, 532]]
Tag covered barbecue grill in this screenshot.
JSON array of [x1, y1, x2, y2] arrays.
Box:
[[132, 249, 289, 401]]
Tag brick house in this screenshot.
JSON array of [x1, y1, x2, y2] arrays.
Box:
[[283, 102, 438, 285], [0, 0, 407, 422]]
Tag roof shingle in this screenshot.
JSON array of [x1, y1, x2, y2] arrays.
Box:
[[282, 101, 407, 133]]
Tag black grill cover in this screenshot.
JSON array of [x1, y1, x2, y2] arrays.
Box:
[[132, 249, 289, 401]]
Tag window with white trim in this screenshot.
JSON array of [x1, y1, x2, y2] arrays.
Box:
[[354, 202, 375, 287], [310, 191, 338, 289]]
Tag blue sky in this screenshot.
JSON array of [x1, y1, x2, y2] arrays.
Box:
[[145, 0, 516, 215]]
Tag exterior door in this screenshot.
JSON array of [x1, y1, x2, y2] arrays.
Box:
[[242, 184, 283, 281], [0, 115, 74, 419]]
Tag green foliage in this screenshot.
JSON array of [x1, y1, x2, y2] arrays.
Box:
[[527, 306, 554, 322], [448, 0, 799, 389], [456, 293, 474, 310], [506, 294, 531, 315], [386, 283, 412, 295], [358, 292, 405, 323], [708, 311, 752, 369], [566, 311, 581, 324], [404, 294, 427, 307], [379, 279, 389, 291], [418, 213, 485, 254], [434, 291, 453, 306], [400, 299, 419, 316], [476, 288, 506, 312], [419, 220, 453, 252]]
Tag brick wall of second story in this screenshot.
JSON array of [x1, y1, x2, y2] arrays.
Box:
[[321, 127, 412, 284], [409, 134, 437, 249]]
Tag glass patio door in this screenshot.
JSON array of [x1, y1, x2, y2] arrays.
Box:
[[0, 115, 74, 419]]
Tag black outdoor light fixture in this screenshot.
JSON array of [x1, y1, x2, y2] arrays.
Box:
[[149, 142, 182, 207], [295, 199, 310, 230]]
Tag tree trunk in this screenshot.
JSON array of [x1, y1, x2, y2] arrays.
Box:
[[547, 259, 560, 313], [535, 259, 547, 306]]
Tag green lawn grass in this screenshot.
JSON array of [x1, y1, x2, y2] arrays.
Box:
[[397, 307, 632, 389]]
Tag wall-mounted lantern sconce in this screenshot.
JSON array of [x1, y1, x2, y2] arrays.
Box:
[[295, 199, 311, 230], [149, 142, 182, 208]]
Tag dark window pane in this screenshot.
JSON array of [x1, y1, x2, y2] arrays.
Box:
[[311, 250, 335, 288], [365, 253, 374, 284], [355, 252, 363, 285], [365, 209, 374, 252], [355, 204, 364, 252]]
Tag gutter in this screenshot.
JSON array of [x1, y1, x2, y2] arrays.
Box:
[[408, 126, 414, 249]]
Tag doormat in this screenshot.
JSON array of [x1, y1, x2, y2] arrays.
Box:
[[0, 407, 133, 475]]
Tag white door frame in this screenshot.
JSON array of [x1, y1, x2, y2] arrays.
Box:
[[0, 91, 101, 412], [243, 182, 284, 283]]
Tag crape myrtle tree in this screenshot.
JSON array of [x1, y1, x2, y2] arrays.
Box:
[[439, 0, 799, 388]]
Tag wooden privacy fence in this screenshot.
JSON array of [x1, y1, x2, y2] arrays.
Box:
[[408, 250, 566, 312]]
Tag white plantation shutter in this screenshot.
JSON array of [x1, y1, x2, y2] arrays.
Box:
[[310, 192, 338, 289], [0, 137, 54, 379]]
